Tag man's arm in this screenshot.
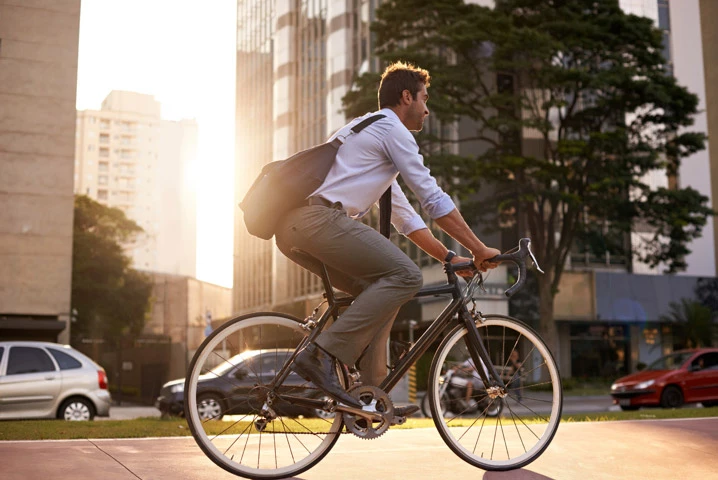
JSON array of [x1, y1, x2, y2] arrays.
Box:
[[406, 209, 500, 273], [434, 209, 500, 265]]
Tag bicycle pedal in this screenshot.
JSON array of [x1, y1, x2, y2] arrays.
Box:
[[390, 415, 406, 426]]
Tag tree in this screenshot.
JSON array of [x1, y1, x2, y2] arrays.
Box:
[[71, 195, 153, 345], [695, 278, 718, 313], [660, 299, 715, 349], [343, 0, 713, 359]]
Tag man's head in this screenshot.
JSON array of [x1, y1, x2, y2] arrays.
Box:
[[378, 62, 431, 131]]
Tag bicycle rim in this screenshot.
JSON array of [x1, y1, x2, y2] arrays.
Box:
[[185, 312, 344, 479], [429, 315, 562, 471]]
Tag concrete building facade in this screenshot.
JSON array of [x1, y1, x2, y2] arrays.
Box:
[[74, 91, 198, 277], [0, 0, 81, 343], [143, 273, 232, 381]]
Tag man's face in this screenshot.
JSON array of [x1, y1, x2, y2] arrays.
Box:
[[406, 84, 430, 132]]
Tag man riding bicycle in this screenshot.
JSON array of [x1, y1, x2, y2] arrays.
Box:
[[275, 61, 501, 412]]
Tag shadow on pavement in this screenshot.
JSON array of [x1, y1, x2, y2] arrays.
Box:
[[484, 470, 554, 480]]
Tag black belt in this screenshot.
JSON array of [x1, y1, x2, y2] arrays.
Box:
[[307, 196, 338, 208]]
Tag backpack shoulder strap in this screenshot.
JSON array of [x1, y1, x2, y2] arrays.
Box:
[[379, 186, 391, 239], [350, 114, 386, 134]]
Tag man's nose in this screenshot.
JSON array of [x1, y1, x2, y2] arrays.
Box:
[[424, 108, 430, 117]]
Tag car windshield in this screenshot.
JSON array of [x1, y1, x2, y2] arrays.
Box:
[[645, 352, 694, 371]]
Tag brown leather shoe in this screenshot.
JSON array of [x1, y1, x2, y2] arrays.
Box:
[[293, 343, 362, 409]]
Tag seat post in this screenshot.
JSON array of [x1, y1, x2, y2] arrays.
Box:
[[319, 262, 337, 306]]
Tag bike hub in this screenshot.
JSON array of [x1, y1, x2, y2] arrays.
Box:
[[486, 386, 507, 399]]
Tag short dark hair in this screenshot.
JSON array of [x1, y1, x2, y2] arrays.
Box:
[[378, 61, 431, 109]]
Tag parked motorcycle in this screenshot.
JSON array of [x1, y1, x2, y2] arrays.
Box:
[[420, 368, 504, 418]]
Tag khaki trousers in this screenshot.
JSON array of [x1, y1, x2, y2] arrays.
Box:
[[275, 203, 423, 387]]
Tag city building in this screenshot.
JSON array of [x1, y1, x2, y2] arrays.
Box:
[[74, 90, 198, 277], [0, 0, 81, 343], [551, 0, 717, 378], [77, 273, 232, 404]]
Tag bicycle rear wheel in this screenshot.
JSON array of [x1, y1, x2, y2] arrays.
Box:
[[428, 314, 562, 471], [184, 312, 344, 480]]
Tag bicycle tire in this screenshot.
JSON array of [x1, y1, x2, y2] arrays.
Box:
[[184, 312, 345, 480], [428, 315, 562, 471]]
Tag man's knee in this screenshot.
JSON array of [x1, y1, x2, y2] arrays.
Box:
[[396, 262, 423, 293]]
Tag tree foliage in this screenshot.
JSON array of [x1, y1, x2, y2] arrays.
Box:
[[343, 0, 714, 355], [660, 299, 716, 349], [71, 195, 153, 345]]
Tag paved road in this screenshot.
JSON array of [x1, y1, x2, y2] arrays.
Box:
[[2, 418, 716, 479], [102, 394, 702, 420]]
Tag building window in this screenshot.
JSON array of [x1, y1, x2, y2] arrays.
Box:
[[98, 162, 109, 172], [657, 0, 673, 76], [99, 133, 110, 144], [99, 148, 110, 158], [87, 144, 95, 152], [97, 189, 108, 200], [98, 175, 108, 185]]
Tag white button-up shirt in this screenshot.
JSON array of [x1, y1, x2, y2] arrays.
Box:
[[311, 108, 456, 236]]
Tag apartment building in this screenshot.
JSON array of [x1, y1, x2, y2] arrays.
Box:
[[74, 90, 197, 277], [0, 1, 81, 343]]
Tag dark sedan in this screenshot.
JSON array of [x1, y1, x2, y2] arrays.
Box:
[[156, 349, 333, 420], [610, 348, 718, 410]]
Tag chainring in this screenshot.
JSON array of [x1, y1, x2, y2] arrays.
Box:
[[342, 385, 394, 440]]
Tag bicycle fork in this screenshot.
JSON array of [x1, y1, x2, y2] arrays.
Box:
[[460, 309, 508, 396]]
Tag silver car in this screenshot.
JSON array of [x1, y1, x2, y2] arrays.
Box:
[[0, 341, 112, 421]]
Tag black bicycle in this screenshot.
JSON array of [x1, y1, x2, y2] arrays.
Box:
[[184, 238, 562, 479]]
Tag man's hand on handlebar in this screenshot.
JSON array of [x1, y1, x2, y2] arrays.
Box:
[[450, 255, 476, 278], [473, 246, 502, 273], [451, 246, 501, 278]]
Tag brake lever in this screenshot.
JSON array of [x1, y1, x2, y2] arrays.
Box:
[[527, 242, 544, 274]]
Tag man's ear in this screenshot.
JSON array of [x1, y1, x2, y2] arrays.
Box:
[[402, 89, 412, 104]]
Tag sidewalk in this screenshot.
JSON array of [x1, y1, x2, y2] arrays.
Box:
[[2, 418, 716, 479]]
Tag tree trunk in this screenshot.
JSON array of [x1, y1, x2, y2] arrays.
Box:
[[537, 272, 560, 376]]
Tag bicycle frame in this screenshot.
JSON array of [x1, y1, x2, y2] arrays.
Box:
[[268, 258, 506, 404]]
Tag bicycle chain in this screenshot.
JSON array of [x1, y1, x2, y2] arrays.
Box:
[[249, 386, 394, 437]]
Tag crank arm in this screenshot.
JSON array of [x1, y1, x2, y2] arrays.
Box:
[[334, 404, 384, 422]]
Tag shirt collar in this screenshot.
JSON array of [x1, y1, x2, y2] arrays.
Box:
[[379, 107, 401, 122]]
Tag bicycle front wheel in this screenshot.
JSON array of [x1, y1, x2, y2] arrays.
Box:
[[184, 312, 344, 480], [428, 315, 562, 471]]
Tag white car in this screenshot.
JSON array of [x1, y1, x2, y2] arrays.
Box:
[[0, 341, 112, 421]]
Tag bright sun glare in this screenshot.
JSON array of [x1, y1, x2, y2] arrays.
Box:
[[75, 0, 236, 288]]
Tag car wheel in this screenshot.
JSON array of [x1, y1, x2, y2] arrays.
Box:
[[701, 400, 718, 408], [620, 405, 639, 411], [660, 385, 683, 409], [60, 397, 95, 421], [197, 393, 224, 421]]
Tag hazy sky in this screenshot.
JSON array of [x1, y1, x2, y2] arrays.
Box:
[[76, 0, 237, 288]]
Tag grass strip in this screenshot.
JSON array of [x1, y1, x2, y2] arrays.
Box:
[[1, 407, 716, 441]]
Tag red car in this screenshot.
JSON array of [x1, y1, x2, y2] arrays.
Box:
[[610, 348, 718, 410]]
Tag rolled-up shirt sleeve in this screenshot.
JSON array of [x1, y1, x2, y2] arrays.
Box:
[[383, 126, 456, 219], [389, 180, 427, 236]]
